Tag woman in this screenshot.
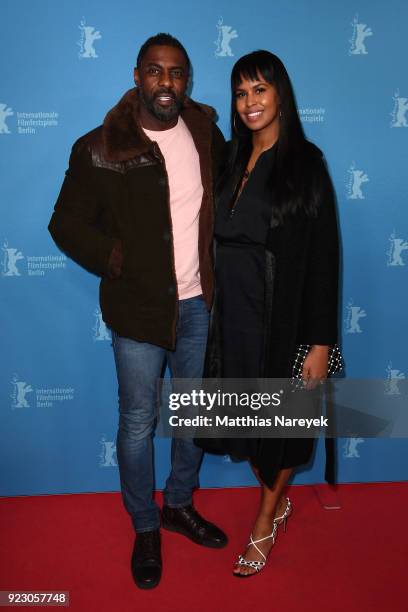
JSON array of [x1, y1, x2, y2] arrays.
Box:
[[196, 50, 340, 577]]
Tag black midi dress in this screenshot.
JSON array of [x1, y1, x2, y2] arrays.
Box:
[[199, 146, 314, 484]]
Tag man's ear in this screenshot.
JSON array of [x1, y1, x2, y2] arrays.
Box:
[[133, 67, 140, 87]]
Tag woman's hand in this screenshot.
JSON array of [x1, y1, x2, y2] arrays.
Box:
[[302, 345, 329, 390]]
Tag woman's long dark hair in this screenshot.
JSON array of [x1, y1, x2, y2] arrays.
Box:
[[218, 50, 319, 222]]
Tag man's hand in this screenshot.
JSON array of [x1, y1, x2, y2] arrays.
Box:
[[107, 240, 123, 279], [302, 345, 329, 390]]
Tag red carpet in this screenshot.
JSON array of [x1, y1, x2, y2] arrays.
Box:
[[1, 483, 407, 612]]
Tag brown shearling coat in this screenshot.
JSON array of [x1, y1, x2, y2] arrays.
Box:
[[49, 88, 225, 349]]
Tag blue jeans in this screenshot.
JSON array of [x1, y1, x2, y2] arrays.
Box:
[[112, 295, 209, 533]]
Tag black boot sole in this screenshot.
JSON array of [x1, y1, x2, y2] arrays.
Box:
[[133, 576, 162, 589], [132, 568, 162, 590]]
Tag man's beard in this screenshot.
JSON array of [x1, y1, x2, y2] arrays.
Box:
[[139, 87, 184, 123]]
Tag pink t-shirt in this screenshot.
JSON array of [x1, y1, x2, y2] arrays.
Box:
[[143, 118, 203, 300]]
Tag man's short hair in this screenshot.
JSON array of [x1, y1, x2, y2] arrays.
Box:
[[136, 33, 191, 73]]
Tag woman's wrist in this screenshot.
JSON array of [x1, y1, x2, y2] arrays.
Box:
[[310, 344, 329, 353]]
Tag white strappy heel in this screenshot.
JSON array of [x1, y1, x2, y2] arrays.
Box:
[[273, 497, 292, 532], [233, 497, 292, 577], [233, 522, 278, 577]]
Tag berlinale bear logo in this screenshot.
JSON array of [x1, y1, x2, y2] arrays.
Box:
[[345, 299, 367, 334], [349, 14, 373, 55], [385, 362, 405, 396], [78, 18, 102, 59], [93, 306, 111, 341], [346, 163, 369, 200], [11, 375, 33, 409], [390, 91, 408, 128], [387, 231, 408, 266], [0, 103, 13, 134], [343, 438, 364, 458], [214, 17, 238, 58], [2, 240, 24, 276], [99, 436, 117, 467]]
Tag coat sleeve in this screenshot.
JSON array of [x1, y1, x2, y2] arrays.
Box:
[[211, 123, 226, 185], [300, 155, 340, 346], [48, 138, 117, 277]]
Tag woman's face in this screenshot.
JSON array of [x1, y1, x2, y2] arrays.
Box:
[[234, 71, 280, 135]]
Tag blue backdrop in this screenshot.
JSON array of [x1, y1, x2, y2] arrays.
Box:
[[1, 0, 407, 496]]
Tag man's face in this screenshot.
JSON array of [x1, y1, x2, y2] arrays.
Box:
[[134, 45, 189, 124]]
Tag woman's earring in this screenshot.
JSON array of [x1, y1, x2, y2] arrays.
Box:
[[233, 113, 238, 133], [279, 108, 282, 118]]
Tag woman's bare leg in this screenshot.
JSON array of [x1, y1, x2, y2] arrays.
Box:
[[233, 466, 293, 576]]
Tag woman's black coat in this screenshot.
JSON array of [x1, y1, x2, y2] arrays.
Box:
[[199, 141, 340, 485]]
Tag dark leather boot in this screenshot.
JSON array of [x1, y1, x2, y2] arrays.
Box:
[[131, 529, 162, 589], [162, 504, 227, 548]]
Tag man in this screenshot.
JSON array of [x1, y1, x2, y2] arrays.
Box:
[[49, 33, 226, 589]]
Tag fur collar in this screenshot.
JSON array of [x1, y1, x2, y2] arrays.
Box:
[[102, 87, 215, 162]]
